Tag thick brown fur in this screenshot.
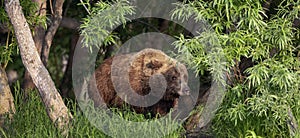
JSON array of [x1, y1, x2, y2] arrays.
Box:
[[88, 48, 190, 117]]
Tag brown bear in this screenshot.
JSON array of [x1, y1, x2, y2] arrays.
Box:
[[88, 48, 190, 117]]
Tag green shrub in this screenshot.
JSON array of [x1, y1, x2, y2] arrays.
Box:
[[171, 0, 300, 137]]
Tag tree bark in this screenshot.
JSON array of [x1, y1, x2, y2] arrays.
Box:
[[22, 0, 47, 91], [5, 0, 72, 129], [41, 0, 65, 66], [0, 66, 15, 126]]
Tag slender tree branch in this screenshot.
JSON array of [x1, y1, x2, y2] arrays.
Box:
[[79, 0, 90, 14], [41, 0, 65, 66], [63, 0, 72, 16]]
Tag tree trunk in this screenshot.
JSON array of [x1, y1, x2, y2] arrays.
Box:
[[5, 0, 72, 129], [0, 66, 15, 126], [22, 0, 47, 91]]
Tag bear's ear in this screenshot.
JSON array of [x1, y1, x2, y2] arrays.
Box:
[[146, 60, 163, 69]]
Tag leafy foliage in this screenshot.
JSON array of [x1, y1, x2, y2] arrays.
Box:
[[0, 35, 18, 67], [0, 0, 46, 67], [171, 0, 300, 137], [80, 0, 135, 52]]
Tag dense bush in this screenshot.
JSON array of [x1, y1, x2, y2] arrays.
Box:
[[171, 0, 300, 137]]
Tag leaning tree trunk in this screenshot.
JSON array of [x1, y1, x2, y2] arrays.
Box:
[[5, 0, 73, 129], [0, 66, 15, 126], [22, 0, 47, 93]]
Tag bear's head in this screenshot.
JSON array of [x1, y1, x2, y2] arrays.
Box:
[[128, 48, 190, 100]]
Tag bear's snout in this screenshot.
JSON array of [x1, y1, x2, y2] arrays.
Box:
[[179, 83, 190, 96], [182, 85, 190, 95]]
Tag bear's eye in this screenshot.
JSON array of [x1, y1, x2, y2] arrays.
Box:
[[172, 76, 177, 81]]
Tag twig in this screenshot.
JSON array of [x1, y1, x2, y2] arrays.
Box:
[[79, 0, 90, 15]]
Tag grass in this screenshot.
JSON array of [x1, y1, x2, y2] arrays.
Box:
[[0, 84, 185, 138], [2, 81, 300, 138]]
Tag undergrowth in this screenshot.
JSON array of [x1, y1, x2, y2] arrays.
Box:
[[0, 82, 184, 138]]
